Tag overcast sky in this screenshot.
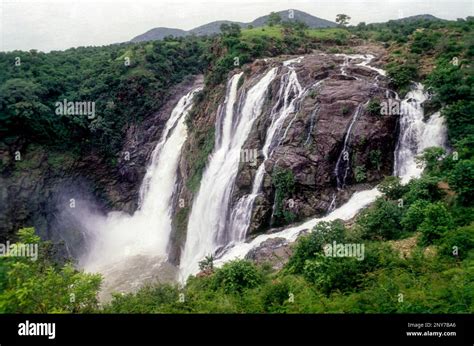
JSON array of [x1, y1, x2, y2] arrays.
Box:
[[1, 0, 473, 52]]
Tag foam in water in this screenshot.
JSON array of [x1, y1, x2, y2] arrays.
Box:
[[394, 83, 448, 183], [211, 72, 447, 273], [228, 58, 306, 246], [180, 68, 278, 280], [79, 87, 201, 273]]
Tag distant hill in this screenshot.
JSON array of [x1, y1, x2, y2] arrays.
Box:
[[392, 14, 443, 23], [130, 9, 337, 43], [189, 20, 247, 36], [131, 27, 188, 42], [250, 9, 337, 28]]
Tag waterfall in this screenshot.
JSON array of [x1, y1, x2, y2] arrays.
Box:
[[228, 59, 306, 242], [211, 82, 448, 270], [334, 104, 364, 189], [180, 68, 277, 281], [394, 83, 448, 183], [80, 86, 201, 273]]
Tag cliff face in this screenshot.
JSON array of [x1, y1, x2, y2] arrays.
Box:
[[0, 77, 203, 247], [1, 45, 396, 267], [169, 45, 396, 264], [235, 52, 397, 235]]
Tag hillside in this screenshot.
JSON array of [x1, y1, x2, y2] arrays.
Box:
[[130, 9, 336, 42], [130, 27, 188, 42]]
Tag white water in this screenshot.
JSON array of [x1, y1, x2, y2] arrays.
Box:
[[80, 87, 201, 273], [394, 83, 448, 183], [228, 58, 306, 245], [216, 188, 382, 265], [334, 104, 364, 189], [180, 68, 278, 280], [211, 68, 447, 271]]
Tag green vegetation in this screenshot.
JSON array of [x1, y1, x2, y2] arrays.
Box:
[[102, 164, 473, 312], [0, 37, 210, 157], [366, 99, 382, 116], [186, 128, 215, 193], [271, 167, 296, 225], [0, 228, 101, 313], [1, 13, 472, 314], [354, 165, 366, 182]]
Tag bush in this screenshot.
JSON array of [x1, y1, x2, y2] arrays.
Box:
[[415, 147, 446, 176], [286, 220, 346, 273], [356, 198, 403, 240], [367, 99, 381, 116], [403, 176, 444, 205], [419, 202, 454, 245], [0, 228, 101, 313], [262, 280, 291, 312], [386, 61, 418, 94], [401, 200, 430, 233], [378, 176, 407, 200], [272, 168, 296, 225], [449, 159, 474, 205], [303, 243, 399, 295], [438, 224, 474, 260], [106, 284, 180, 313], [354, 165, 366, 182], [213, 260, 262, 294]]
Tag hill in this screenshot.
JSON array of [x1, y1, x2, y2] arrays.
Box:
[[130, 9, 336, 42]]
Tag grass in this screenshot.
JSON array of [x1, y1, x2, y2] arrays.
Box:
[[241, 25, 349, 41]]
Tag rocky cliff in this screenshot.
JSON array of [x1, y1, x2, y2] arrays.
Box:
[[1, 45, 397, 267], [169, 45, 397, 264]]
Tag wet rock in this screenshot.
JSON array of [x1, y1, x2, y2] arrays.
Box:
[[245, 237, 293, 271]]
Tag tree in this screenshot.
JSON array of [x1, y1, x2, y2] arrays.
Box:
[[356, 198, 403, 240], [220, 23, 241, 37], [212, 260, 262, 293], [419, 202, 454, 245], [267, 12, 282, 27], [0, 228, 102, 313], [449, 159, 474, 205], [336, 14, 351, 26]]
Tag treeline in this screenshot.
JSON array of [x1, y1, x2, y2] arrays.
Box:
[[0, 37, 210, 156], [351, 16, 473, 95]]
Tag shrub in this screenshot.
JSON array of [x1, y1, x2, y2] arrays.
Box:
[[401, 200, 430, 233], [356, 198, 403, 240], [0, 228, 101, 313], [438, 224, 474, 260], [415, 147, 446, 176], [354, 165, 366, 182], [449, 159, 474, 205], [367, 99, 381, 116], [213, 260, 262, 294], [419, 202, 454, 245], [272, 167, 296, 225], [403, 176, 444, 205], [378, 176, 407, 200], [262, 281, 290, 312], [303, 243, 399, 295], [369, 149, 382, 171], [286, 220, 346, 273], [386, 61, 418, 94]]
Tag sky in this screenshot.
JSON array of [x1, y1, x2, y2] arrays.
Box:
[[1, 0, 473, 52]]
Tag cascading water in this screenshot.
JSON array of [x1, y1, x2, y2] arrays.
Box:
[[180, 68, 277, 281], [228, 58, 307, 245], [334, 104, 364, 190], [210, 66, 448, 272], [394, 83, 448, 183], [79, 87, 201, 277]]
